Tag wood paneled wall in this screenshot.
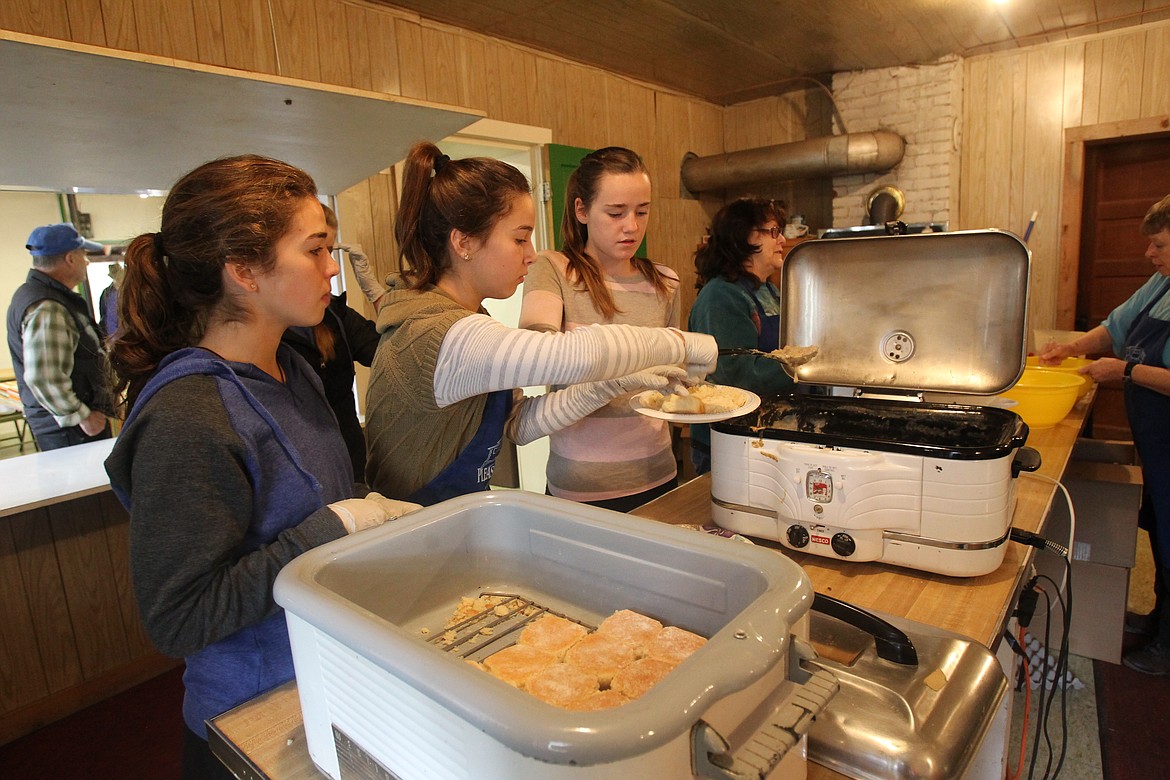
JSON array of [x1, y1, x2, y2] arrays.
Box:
[[0, 492, 178, 744], [960, 20, 1170, 333], [0, 0, 834, 316]]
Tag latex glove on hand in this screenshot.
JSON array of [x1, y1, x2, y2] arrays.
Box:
[[677, 330, 718, 381], [568, 365, 689, 414], [338, 243, 388, 308], [329, 492, 422, 534], [608, 364, 688, 395]]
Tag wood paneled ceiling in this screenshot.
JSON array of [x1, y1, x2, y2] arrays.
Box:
[[377, 0, 1170, 104]]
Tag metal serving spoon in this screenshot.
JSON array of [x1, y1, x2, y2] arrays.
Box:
[[717, 346, 819, 366]]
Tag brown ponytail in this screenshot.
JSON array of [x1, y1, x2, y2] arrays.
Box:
[[109, 154, 318, 411], [396, 141, 531, 288], [560, 147, 672, 320], [314, 203, 339, 363], [312, 321, 336, 363]]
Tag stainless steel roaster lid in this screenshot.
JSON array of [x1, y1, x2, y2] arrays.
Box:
[[782, 230, 1031, 395]]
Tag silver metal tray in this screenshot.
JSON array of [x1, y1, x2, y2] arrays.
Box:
[[782, 230, 1030, 395], [808, 607, 1007, 780]]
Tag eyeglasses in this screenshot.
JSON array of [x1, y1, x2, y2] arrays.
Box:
[[755, 226, 782, 239]]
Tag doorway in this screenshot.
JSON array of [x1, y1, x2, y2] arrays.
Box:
[[1075, 133, 1170, 439]]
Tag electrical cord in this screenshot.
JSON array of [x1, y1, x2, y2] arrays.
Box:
[[1019, 565, 1074, 780], [1039, 570, 1073, 779], [1015, 573, 1040, 627], [1004, 625, 1032, 780], [746, 75, 851, 134], [1018, 472, 1077, 594], [1010, 528, 1069, 558], [1027, 586, 1054, 780], [1006, 475, 1075, 780]]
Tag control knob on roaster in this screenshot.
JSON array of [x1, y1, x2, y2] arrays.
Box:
[[786, 524, 810, 548], [831, 532, 856, 557]]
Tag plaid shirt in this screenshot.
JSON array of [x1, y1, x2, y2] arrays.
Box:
[[20, 299, 95, 427]]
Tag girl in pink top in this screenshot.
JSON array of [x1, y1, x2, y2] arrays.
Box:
[[521, 147, 682, 511]]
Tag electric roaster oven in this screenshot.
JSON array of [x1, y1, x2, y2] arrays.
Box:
[[274, 491, 840, 780], [710, 230, 1041, 577]]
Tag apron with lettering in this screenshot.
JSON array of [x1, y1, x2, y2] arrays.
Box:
[[1123, 277, 1170, 570], [407, 389, 513, 506]]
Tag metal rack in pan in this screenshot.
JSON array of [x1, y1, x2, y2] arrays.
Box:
[[425, 591, 597, 661]]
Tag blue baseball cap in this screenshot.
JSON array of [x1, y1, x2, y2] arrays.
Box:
[[26, 223, 103, 257]]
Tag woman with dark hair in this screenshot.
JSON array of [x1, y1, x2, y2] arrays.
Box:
[[687, 197, 796, 474], [519, 147, 683, 511], [104, 155, 416, 779], [1042, 193, 1170, 675], [281, 204, 380, 489], [361, 141, 716, 506]]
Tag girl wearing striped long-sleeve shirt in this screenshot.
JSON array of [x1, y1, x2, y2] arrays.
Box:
[[361, 141, 716, 505]]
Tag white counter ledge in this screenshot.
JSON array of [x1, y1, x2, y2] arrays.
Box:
[[0, 437, 116, 518]]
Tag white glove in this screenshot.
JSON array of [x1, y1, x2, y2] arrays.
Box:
[[506, 365, 690, 445], [329, 492, 422, 534], [339, 243, 388, 306], [605, 364, 688, 395], [677, 330, 718, 381]]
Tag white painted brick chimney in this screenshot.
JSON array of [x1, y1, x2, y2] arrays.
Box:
[[830, 56, 962, 230]]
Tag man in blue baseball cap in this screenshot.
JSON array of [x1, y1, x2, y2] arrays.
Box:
[[6, 223, 114, 450]]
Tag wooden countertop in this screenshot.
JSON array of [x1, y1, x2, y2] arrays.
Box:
[[0, 437, 115, 519], [208, 392, 1093, 779]]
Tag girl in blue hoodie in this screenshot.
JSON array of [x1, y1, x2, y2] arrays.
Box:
[[104, 155, 415, 779]]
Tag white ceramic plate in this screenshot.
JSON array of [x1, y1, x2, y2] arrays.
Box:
[[630, 387, 762, 423]]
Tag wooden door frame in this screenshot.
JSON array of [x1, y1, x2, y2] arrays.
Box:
[[1058, 115, 1170, 328]]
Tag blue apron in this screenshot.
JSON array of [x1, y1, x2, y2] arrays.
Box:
[[1123, 277, 1170, 570], [692, 278, 782, 474], [407, 390, 513, 506], [737, 277, 781, 352]]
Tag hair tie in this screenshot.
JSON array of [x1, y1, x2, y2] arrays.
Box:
[[151, 232, 170, 269], [432, 153, 451, 177]]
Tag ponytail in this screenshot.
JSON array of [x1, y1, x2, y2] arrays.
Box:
[[312, 321, 336, 363], [396, 141, 531, 288], [111, 233, 216, 411]]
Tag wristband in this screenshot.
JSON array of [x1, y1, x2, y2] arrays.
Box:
[[330, 503, 358, 533], [1124, 361, 1138, 383]]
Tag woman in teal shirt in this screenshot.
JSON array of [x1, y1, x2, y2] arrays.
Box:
[[1042, 193, 1170, 675], [687, 198, 796, 474]]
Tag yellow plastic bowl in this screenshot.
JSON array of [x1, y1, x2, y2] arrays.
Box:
[[1000, 368, 1087, 429], [1025, 356, 1094, 399]]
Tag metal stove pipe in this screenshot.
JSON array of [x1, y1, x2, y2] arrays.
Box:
[[681, 130, 905, 192]]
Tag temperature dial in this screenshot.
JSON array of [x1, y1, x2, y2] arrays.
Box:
[[831, 533, 857, 557], [786, 525, 810, 548]]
